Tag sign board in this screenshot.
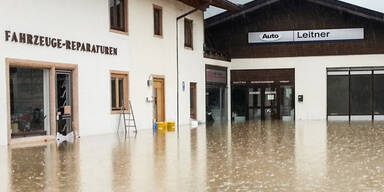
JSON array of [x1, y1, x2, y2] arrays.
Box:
[[249, 28, 364, 44], [64, 106, 71, 115], [206, 69, 227, 84]]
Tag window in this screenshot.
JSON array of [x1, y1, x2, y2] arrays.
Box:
[[326, 68, 384, 119], [111, 73, 128, 111], [184, 19, 193, 48], [110, 0, 127, 32], [374, 74, 384, 114], [327, 75, 349, 115], [350, 75, 372, 115], [10, 67, 50, 138], [153, 5, 163, 36]]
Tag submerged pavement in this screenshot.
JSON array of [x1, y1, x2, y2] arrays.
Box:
[[1, 121, 384, 192]]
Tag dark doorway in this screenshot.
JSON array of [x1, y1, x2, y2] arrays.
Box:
[[231, 69, 295, 122], [232, 85, 294, 121], [190, 82, 197, 120]]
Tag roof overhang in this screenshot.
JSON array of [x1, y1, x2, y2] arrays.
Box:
[[177, 0, 240, 12], [205, 0, 384, 28]]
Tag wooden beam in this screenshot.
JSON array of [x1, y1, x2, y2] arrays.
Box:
[[177, 0, 239, 11]]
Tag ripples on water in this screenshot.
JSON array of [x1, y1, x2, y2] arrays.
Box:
[[1, 121, 384, 192]]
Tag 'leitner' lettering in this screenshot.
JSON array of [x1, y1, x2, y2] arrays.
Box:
[[297, 31, 330, 39]]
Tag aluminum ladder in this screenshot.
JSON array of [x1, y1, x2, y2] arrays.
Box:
[[119, 100, 137, 133]]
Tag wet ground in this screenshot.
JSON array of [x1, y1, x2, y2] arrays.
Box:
[[1, 121, 384, 192]]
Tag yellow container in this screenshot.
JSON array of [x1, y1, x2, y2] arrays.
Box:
[[157, 122, 167, 134], [167, 122, 175, 132]]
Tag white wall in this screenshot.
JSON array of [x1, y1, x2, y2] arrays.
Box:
[[230, 54, 384, 120], [0, 0, 206, 145]]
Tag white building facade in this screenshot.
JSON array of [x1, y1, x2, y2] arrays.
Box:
[[0, 0, 237, 145]]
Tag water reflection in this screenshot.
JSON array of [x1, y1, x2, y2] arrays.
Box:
[[2, 121, 384, 191], [295, 121, 327, 191]]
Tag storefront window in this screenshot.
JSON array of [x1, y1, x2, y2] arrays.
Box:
[[206, 86, 227, 122], [327, 75, 349, 115], [10, 67, 50, 138], [326, 69, 384, 119], [374, 75, 384, 114], [350, 75, 372, 115]]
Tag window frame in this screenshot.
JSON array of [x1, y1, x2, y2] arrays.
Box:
[[110, 72, 129, 113], [109, 0, 128, 34], [184, 18, 193, 49], [153, 5, 163, 37]]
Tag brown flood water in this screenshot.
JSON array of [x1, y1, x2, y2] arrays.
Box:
[[1, 121, 384, 192]]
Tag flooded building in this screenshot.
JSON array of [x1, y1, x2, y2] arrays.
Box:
[[0, 0, 238, 145], [205, 0, 384, 122]]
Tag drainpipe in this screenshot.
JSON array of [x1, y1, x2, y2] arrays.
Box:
[[176, 1, 211, 135]]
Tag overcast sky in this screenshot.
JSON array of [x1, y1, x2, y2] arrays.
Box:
[[205, 0, 384, 18]]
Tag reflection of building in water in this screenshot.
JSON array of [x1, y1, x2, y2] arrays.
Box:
[[154, 135, 167, 191], [112, 140, 132, 192], [11, 146, 48, 192], [9, 143, 80, 192], [295, 121, 327, 189]]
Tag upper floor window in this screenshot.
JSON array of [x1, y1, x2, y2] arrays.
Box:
[[184, 19, 193, 48], [110, 0, 127, 32], [153, 5, 163, 36]]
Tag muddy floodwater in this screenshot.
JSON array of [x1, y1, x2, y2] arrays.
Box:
[[1, 121, 384, 192]]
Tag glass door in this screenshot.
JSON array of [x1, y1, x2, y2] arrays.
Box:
[[56, 71, 73, 136], [280, 86, 295, 120], [206, 86, 227, 123], [248, 88, 262, 120], [264, 87, 278, 120]]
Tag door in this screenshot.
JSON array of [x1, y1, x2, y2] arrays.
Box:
[[247, 86, 278, 120], [232, 85, 282, 121], [153, 78, 165, 122], [56, 71, 73, 135], [190, 83, 197, 120], [263, 86, 278, 120]]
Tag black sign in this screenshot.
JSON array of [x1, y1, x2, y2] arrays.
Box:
[[5, 30, 118, 56]]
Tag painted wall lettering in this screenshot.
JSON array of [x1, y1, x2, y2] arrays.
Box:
[[4, 30, 118, 56]]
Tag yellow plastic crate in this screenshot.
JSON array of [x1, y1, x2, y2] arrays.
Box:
[[157, 122, 167, 134], [167, 122, 175, 132]]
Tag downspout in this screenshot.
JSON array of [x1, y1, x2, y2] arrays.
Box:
[[176, 1, 211, 135]]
